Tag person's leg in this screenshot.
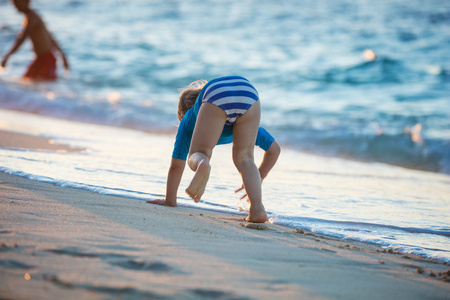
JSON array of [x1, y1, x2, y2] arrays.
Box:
[[232, 101, 267, 223], [186, 102, 227, 202]]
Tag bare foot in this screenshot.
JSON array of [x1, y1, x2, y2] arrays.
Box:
[[146, 199, 177, 207], [245, 205, 268, 223], [185, 160, 210, 202]]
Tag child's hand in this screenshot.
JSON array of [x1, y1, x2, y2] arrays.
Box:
[[235, 185, 250, 212], [1, 55, 9, 69], [235, 185, 248, 200]]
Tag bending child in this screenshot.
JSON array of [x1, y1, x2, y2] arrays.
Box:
[[148, 76, 280, 223], [1, 0, 69, 81]]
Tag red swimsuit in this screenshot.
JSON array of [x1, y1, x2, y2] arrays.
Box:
[[23, 52, 57, 80]]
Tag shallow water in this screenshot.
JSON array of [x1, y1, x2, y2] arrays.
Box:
[[0, 0, 449, 261]]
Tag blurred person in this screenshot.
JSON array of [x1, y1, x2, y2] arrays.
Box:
[[1, 0, 69, 81]]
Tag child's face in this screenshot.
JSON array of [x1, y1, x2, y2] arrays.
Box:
[[12, 0, 29, 12]]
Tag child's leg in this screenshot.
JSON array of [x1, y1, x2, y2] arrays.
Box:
[[186, 102, 227, 202], [232, 101, 267, 223]]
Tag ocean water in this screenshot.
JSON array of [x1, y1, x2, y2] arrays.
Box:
[[0, 0, 449, 261]]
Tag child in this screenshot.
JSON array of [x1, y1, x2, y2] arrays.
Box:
[[147, 76, 281, 223], [1, 0, 69, 81]]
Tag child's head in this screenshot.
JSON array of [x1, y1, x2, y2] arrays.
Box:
[[12, 0, 30, 12], [177, 80, 207, 121]]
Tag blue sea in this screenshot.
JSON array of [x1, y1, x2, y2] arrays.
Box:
[[1, 0, 449, 262]]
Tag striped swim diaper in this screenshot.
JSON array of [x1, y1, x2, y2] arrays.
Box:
[[202, 77, 259, 126]]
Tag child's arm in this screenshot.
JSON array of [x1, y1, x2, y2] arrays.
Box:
[[148, 158, 185, 207], [235, 140, 280, 195], [1, 17, 35, 68], [49, 34, 69, 70], [258, 140, 281, 182]]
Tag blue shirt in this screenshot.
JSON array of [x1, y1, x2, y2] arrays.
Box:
[[172, 76, 275, 160]]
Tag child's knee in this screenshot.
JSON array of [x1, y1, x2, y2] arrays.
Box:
[[232, 149, 254, 168], [188, 152, 209, 171]]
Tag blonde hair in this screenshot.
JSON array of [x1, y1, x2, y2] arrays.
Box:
[[177, 80, 207, 121]]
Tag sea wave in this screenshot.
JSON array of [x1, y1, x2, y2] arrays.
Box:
[[0, 80, 175, 133], [277, 126, 450, 175], [268, 215, 450, 263], [312, 57, 410, 85]]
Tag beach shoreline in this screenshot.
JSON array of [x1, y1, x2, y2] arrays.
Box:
[[1, 129, 449, 299]]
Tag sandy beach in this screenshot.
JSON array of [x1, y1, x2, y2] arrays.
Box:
[[0, 129, 84, 153], [1, 0, 449, 298], [1, 129, 449, 299]]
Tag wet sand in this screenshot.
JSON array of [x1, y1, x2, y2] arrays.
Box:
[[0, 129, 83, 153], [0, 129, 449, 299]]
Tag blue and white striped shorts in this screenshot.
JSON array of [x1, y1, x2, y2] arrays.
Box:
[[202, 77, 259, 126]]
